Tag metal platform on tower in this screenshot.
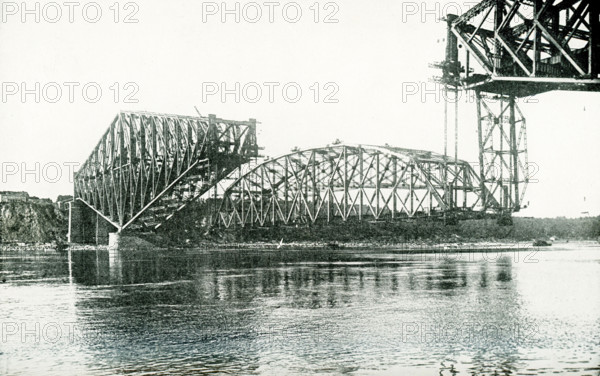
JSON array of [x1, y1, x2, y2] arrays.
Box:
[[444, 0, 600, 97]]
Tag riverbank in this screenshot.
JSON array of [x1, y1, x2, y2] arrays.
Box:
[[0, 243, 106, 252], [2, 200, 599, 248], [2, 239, 598, 253], [165, 238, 600, 252]]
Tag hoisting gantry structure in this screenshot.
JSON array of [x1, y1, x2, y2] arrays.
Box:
[[433, 0, 600, 220]]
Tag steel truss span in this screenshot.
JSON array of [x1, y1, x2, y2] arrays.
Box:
[[74, 111, 258, 232], [214, 145, 493, 229]]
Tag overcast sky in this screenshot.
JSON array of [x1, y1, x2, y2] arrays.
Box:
[[0, 0, 598, 218]]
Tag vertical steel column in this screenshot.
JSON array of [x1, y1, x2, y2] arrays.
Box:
[[462, 165, 467, 208], [443, 86, 449, 210], [139, 118, 146, 209], [359, 148, 364, 221], [493, 0, 504, 73], [312, 151, 317, 221], [328, 156, 334, 222], [509, 95, 519, 209], [284, 157, 289, 222], [240, 164, 245, 227], [128, 117, 135, 219], [151, 117, 157, 200], [392, 156, 397, 219], [343, 147, 348, 221], [186, 120, 193, 166], [375, 152, 380, 219], [476, 91, 487, 209], [260, 165, 264, 224], [163, 117, 170, 189], [118, 114, 125, 228], [453, 86, 459, 211], [590, 1, 600, 77], [409, 165, 414, 215], [533, 0, 543, 76], [499, 96, 506, 209]]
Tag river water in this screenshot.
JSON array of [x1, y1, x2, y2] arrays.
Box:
[[1, 243, 599, 376]]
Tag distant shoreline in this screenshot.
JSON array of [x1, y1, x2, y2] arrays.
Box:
[[1, 239, 598, 253]]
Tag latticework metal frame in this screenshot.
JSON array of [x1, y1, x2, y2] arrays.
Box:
[[214, 145, 494, 228], [450, 0, 600, 96], [476, 93, 529, 211], [74, 111, 258, 231]]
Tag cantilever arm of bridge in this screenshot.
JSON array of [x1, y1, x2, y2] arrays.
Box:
[[71, 111, 258, 238]]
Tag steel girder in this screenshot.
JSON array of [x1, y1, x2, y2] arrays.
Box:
[[449, 0, 600, 96], [74, 111, 258, 231], [214, 145, 491, 229]]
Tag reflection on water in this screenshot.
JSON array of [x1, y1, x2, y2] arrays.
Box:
[[1, 245, 599, 375]]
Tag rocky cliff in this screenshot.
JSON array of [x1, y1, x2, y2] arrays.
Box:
[[0, 201, 67, 243]]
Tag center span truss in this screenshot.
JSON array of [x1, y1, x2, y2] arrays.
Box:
[[215, 145, 494, 229]]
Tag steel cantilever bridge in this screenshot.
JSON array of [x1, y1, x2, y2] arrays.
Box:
[[70, 0, 600, 244], [69, 114, 495, 243]]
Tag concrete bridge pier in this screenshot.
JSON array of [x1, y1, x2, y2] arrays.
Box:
[[108, 233, 121, 250], [107, 242, 123, 284], [107, 232, 158, 251]]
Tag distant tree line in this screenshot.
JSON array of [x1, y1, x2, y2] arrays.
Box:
[[199, 216, 600, 243]]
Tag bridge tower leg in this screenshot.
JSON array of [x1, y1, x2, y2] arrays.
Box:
[[475, 91, 529, 215]]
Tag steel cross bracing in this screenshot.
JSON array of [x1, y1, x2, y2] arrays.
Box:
[[476, 93, 529, 211], [450, 0, 600, 96], [213, 145, 495, 229], [74, 111, 258, 232]]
